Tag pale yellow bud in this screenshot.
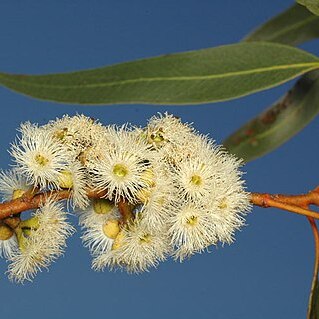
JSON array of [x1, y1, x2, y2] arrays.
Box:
[[136, 188, 153, 203], [112, 231, 125, 250], [12, 189, 27, 200], [0, 224, 14, 241], [58, 170, 74, 189], [93, 199, 114, 214], [140, 169, 155, 187], [102, 220, 120, 239], [20, 217, 40, 230], [15, 227, 27, 252]]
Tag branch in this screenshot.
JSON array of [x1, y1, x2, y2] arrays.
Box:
[[251, 188, 319, 219], [0, 188, 107, 220], [1, 186, 319, 221]]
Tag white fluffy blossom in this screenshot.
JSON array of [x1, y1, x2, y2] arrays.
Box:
[[79, 198, 121, 256], [10, 123, 70, 190], [0, 169, 30, 201], [45, 114, 108, 158], [169, 203, 218, 260], [0, 113, 252, 280], [7, 199, 74, 283], [90, 126, 155, 203], [93, 222, 170, 273]]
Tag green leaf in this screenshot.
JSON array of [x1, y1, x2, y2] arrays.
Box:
[[298, 0, 319, 16], [223, 70, 319, 162], [0, 42, 319, 105], [244, 4, 319, 45]]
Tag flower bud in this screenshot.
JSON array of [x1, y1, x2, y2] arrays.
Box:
[[58, 170, 73, 189], [0, 224, 14, 241], [93, 199, 114, 214], [102, 220, 120, 239], [112, 231, 125, 250], [12, 189, 27, 200], [20, 217, 40, 230]]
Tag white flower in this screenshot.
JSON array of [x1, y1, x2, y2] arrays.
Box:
[[145, 113, 194, 150], [93, 222, 169, 273], [7, 199, 74, 283], [0, 169, 30, 201], [10, 122, 70, 190], [169, 203, 218, 261], [82, 218, 120, 256], [45, 114, 107, 158], [90, 126, 155, 203], [208, 179, 251, 245], [79, 198, 122, 256], [136, 165, 177, 230], [173, 155, 219, 204]]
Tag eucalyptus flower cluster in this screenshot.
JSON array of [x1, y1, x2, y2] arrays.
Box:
[[0, 113, 251, 283]]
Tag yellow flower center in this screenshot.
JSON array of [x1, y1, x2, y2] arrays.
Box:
[[186, 215, 198, 226], [190, 174, 202, 186], [139, 233, 151, 244], [218, 199, 228, 209], [113, 164, 129, 178], [149, 129, 166, 146], [35, 154, 49, 166]]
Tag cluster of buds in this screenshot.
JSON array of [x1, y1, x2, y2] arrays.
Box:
[[0, 113, 251, 283]]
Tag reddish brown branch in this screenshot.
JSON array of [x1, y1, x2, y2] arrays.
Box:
[[307, 217, 319, 318], [1, 186, 319, 221], [251, 189, 319, 219], [0, 188, 108, 220]]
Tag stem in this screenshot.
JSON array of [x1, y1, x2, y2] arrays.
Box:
[[307, 217, 319, 319], [117, 199, 133, 224], [0, 188, 107, 220], [251, 191, 319, 219], [1, 186, 319, 221]]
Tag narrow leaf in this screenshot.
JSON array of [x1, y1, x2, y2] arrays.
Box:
[[223, 71, 319, 162], [244, 4, 319, 45], [0, 42, 319, 105], [298, 0, 319, 16]]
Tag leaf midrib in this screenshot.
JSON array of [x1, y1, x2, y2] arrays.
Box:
[[0, 62, 318, 89], [249, 14, 318, 42]]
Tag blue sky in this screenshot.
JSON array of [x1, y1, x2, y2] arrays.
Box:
[[0, 1, 318, 318]]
